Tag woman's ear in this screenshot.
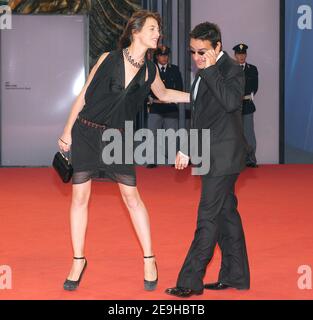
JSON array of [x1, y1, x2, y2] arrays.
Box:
[[131, 30, 138, 42]]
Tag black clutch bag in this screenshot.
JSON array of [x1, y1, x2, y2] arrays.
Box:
[[52, 152, 73, 183]]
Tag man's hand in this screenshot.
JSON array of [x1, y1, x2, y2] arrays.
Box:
[[175, 152, 190, 170], [203, 42, 222, 69], [203, 49, 217, 68]]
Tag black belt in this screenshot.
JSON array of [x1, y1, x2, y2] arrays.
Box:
[[77, 116, 124, 132]]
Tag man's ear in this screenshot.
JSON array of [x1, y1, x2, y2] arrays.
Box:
[[215, 42, 222, 55]]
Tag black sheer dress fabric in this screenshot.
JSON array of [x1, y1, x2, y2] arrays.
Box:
[[71, 50, 157, 186]]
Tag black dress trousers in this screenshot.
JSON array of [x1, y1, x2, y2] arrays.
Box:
[[176, 174, 250, 291]]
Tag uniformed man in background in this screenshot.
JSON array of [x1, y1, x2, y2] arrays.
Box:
[[147, 45, 183, 168], [233, 43, 259, 168]]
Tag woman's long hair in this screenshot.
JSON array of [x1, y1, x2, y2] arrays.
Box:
[[119, 10, 161, 49]]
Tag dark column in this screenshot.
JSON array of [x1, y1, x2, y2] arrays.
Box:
[[161, 0, 172, 48], [177, 0, 191, 128], [141, 0, 158, 11]]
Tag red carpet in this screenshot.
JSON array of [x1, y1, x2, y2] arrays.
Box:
[[0, 165, 313, 300]]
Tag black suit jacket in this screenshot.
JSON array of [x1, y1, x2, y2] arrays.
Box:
[[150, 64, 183, 115], [190, 52, 247, 177], [242, 63, 258, 115]]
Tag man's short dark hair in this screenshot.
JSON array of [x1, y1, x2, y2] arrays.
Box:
[[190, 22, 222, 49]]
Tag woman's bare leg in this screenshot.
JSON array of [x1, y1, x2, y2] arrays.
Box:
[[118, 184, 157, 282], [66, 180, 91, 281]]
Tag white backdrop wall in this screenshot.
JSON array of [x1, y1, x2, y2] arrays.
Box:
[[0, 15, 87, 166], [191, 0, 280, 164]]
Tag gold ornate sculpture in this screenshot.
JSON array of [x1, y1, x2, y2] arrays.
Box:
[[8, 0, 91, 13]]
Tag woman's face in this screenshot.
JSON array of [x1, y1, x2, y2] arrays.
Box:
[[134, 17, 160, 49]]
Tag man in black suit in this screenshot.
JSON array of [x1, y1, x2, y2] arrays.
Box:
[[166, 22, 250, 298], [146, 45, 183, 168], [233, 43, 259, 168]]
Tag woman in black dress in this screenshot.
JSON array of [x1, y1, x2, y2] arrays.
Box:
[[58, 10, 190, 291]]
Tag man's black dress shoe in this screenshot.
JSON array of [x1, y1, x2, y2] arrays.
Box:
[[246, 162, 258, 168], [204, 282, 231, 290], [165, 287, 203, 298], [204, 282, 249, 291]]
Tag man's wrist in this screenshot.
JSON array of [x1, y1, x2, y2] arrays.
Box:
[[178, 151, 190, 160]]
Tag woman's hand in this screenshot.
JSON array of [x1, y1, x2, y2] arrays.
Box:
[[58, 132, 72, 153]]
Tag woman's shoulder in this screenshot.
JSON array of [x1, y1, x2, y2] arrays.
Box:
[[94, 50, 121, 71], [145, 60, 157, 83], [99, 49, 121, 62], [97, 51, 111, 66], [146, 60, 157, 74], [146, 59, 156, 68]]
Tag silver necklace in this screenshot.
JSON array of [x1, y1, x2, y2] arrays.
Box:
[[123, 48, 145, 69]]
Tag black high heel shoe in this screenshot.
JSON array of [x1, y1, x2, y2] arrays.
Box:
[[63, 257, 87, 291], [144, 255, 158, 291]]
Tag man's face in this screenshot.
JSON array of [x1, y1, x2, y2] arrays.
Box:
[[235, 53, 247, 65], [156, 54, 169, 65], [190, 38, 216, 69]]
